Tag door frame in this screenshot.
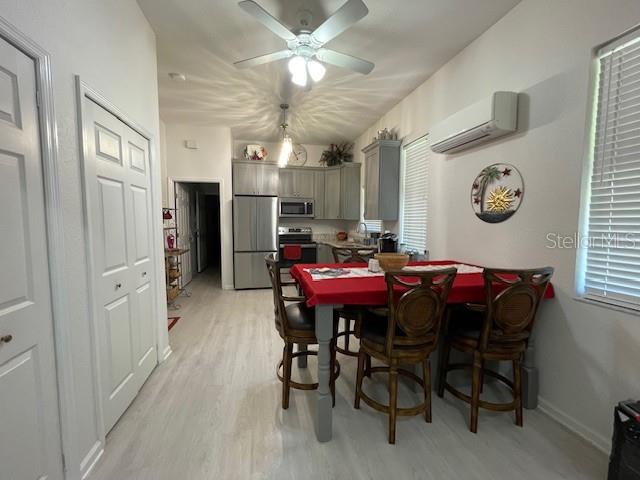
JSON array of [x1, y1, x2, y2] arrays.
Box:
[[75, 78, 170, 470], [0, 15, 70, 480], [168, 177, 226, 284]]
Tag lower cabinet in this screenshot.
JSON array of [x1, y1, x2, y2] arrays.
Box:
[[317, 244, 334, 263]]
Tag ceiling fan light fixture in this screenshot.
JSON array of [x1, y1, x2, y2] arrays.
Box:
[[307, 60, 326, 82], [288, 55, 306, 76], [291, 68, 308, 87]]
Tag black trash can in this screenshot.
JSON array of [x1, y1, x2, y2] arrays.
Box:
[[608, 402, 640, 480]]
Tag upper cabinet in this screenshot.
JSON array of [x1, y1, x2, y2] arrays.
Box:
[[340, 163, 361, 220], [278, 168, 314, 198], [312, 163, 361, 220], [362, 139, 401, 220], [233, 161, 279, 196]]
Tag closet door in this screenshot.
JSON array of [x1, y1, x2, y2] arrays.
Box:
[[82, 99, 157, 433]]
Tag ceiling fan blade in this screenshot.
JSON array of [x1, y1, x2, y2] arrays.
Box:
[[234, 50, 292, 69], [316, 49, 374, 75], [238, 1, 296, 41], [311, 0, 368, 44]]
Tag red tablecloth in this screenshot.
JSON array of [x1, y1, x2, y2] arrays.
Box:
[[290, 260, 555, 307]]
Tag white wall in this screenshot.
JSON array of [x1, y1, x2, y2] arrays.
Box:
[[355, 0, 640, 452], [163, 124, 234, 289], [0, 0, 163, 478]]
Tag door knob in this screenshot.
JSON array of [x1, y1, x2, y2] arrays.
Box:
[[0, 334, 12, 344], [115, 282, 122, 289], [142, 271, 147, 276]]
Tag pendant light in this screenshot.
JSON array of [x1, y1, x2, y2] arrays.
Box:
[[278, 104, 293, 167]]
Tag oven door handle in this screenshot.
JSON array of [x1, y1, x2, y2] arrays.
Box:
[[280, 244, 317, 249]]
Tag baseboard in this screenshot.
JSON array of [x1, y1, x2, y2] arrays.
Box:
[[538, 396, 610, 454], [80, 440, 104, 480], [222, 283, 234, 290], [161, 345, 173, 362]]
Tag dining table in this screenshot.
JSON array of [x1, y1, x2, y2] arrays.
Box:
[[289, 260, 555, 442]]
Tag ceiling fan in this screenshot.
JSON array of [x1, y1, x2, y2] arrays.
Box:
[[234, 0, 374, 87]]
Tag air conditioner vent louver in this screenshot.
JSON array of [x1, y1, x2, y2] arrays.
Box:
[[430, 92, 518, 154]]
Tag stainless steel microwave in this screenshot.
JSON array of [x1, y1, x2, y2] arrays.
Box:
[[279, 198, 314, 218]]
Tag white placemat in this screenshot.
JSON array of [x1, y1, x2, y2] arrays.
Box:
[[304, 263, 483, 281]]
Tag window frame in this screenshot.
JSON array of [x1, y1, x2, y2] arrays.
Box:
[[576, 26, 640, 313]]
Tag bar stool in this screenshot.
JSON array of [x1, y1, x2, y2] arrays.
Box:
[[332, 246, 378, 357], [437, 267, 554, 433]]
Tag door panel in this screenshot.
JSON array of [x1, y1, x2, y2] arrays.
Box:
[[232, 163, 257, 195], [256, 197, 277, 251], [176, 182, 193, 285], [278, 169, 295, 197], [83, 98, 157, 433], [0, 349, 47, 480], [257, 164, 278, 195], [233, 196, 257, 251], [0, 152, 30, 306], [314, 171, 325, 218], [105, 295, 134, 395], [131, 185, 150, 264], [98, 177, 128, 272], [294, 169, 314, 198], [324, 169, 341, 219], [0, 37, 63, 479]]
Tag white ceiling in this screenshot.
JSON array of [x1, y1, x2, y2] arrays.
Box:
[[138, 0, 520, 144]]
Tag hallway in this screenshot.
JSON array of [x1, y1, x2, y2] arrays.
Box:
[[90, 272, 606, 480]]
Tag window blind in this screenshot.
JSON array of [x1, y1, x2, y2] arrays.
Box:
[[583, 30, 640, 308], [364, 219, 382, 233], [400, 136, 429, 253]]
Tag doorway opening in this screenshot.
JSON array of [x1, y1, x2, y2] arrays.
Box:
[[173, 181, 222, 288]]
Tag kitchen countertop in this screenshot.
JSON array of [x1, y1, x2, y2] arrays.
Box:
[[315, 239, 375, 249]]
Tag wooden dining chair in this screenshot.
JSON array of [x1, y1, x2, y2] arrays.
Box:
[[331, 246, 378, 357], [437, 267, 554, 433], [354, 268, 457, 444], [265, 254, 340, 409]]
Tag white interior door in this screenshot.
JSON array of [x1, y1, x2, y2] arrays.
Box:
[[175, 182, 193, 284], [82, 98, 157, 433], [196, 191, 208, 272], [0, 37, 63, 480]]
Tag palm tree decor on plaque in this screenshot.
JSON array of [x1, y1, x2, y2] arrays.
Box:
[[471, 163, 523, 223]]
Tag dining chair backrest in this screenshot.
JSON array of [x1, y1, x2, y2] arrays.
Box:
[[332, 246, 377, 264], [265, 253, 286, 338], [383, 268, 457, 356], [479, 267, 554, 351]]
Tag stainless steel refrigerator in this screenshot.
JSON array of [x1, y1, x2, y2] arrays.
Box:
[[233, 195, 278, 289]]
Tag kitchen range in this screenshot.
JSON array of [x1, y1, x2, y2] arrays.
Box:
[[278, 226, 317, 268]]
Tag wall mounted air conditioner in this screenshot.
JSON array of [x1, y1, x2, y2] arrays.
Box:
[[430, 91, 518, 154]]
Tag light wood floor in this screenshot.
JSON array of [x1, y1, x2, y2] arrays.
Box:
[[90, 270, 606, 480]]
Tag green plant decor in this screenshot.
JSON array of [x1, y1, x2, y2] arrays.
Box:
[[320, 143, 354, 166]]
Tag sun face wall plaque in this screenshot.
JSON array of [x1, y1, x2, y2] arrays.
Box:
[[471, 163, 524, 223]]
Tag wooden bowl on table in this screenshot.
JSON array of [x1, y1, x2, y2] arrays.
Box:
[[375, 253, 409, 271]]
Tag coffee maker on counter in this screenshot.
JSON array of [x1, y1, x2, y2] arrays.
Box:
[[378, 232, 398, 252]]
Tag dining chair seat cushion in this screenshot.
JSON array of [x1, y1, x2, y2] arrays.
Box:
[[285, 302, 315, 331], [360, 310, 426, 349]]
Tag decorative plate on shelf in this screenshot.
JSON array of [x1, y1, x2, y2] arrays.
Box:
[[288, 143, 307, 166], [244, 144, 268, 161], [471, 163, 524, 223]]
